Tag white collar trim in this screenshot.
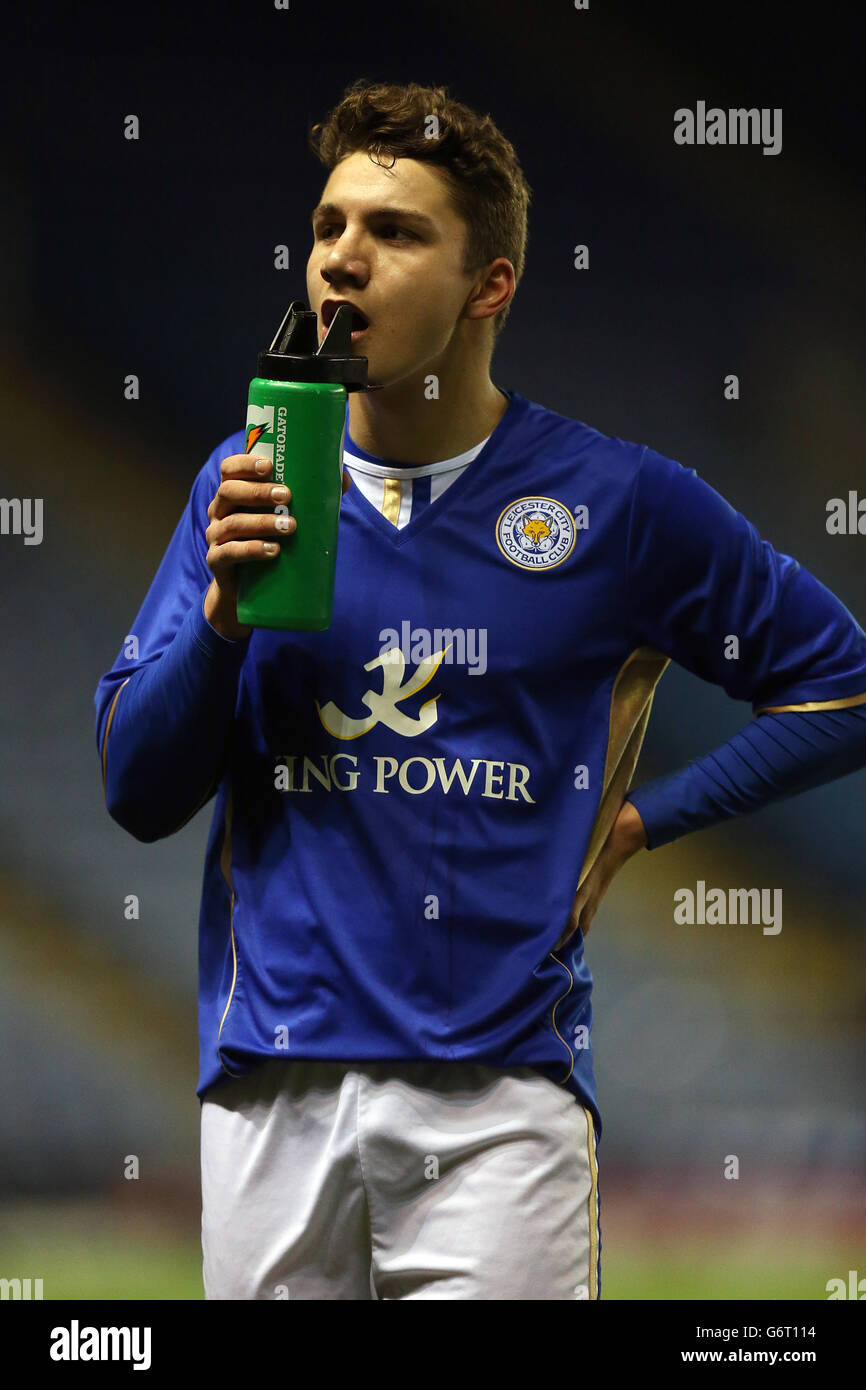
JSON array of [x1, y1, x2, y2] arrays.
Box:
[[342, 435, 490, 480]]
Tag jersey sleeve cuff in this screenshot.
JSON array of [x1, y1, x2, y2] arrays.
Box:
[[192, 591, 253, 656], [754, 688, 866, 715]]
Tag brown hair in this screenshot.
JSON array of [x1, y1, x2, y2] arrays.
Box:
[[308, 79, 531, 339]]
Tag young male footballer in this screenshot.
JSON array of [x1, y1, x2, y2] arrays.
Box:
[[94, 80, 866, 1300]]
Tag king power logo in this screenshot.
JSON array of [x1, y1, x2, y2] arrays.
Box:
[[316, 644, 450, 739], [275, 644, 537, 801]]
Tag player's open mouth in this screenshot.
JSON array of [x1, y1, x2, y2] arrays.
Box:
[[319, 301, 370, 344]]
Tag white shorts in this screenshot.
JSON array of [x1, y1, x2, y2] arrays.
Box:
[[201, 1058, 601, 1300]]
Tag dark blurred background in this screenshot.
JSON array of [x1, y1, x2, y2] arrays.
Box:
[[0, 0, 863, 1298]]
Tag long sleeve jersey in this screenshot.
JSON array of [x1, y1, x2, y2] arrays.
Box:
[[94, 389, 866, 1135]]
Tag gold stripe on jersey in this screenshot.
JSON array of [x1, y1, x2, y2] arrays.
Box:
[[583, 1106, 600, 1299], [217, 784, 244, 1078], [548, 950, 576, 1083], [755, 690, 866, 714], [577, 647, 670, 891], [547, 646, 669, 1082], [382, 477, 403, 526], [100, 676, 131, 791]]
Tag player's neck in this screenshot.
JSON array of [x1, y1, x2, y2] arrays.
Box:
[[347, 359, 509, 466]]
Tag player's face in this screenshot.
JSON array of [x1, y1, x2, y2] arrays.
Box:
[[307, 151, 484, 388]]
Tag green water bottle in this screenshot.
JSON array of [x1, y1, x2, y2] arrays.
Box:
[[236, 300, 371, 631]]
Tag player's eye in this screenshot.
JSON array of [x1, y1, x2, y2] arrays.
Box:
[[315, 222, 414, 241]]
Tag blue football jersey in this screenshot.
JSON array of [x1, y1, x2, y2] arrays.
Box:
[[94, 388, 866, 1135]]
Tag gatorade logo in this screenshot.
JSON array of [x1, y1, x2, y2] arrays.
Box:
[[245, 404, 275, 461]]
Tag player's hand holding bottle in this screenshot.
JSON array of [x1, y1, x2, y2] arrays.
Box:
[[203, 454, 351, 641]]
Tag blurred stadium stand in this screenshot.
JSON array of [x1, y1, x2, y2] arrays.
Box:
[[0, 0, 863, 1297]]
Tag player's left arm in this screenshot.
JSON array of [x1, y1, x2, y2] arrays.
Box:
[[564, 446, 866, 940]]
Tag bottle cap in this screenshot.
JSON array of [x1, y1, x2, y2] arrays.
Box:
[[257, 301, 376, 391]]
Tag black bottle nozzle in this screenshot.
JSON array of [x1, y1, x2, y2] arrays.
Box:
[[257, 300, 380, 390]]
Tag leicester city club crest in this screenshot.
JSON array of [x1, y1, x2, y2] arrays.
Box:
[[495, 496, 577, 569]]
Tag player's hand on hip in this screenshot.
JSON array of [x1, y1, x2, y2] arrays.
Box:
[[555, 798, 647, 949]]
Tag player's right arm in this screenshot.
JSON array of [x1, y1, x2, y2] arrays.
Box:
[[94, 450, 347, 842]]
